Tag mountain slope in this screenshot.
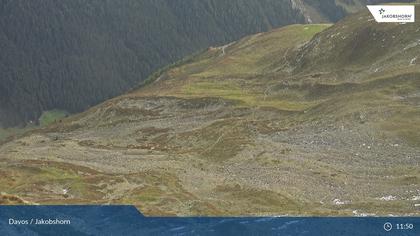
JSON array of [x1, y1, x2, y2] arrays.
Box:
[[0, 0, 306, 127], [1, 0, 412, 128], [1, 7, 420, 216]]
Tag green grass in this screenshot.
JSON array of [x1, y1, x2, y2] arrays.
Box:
[[1, 162, 90, 198], [189, 24, 331, 78], [39, 110, 68, 126], [144, 24, 332, 111], [182, 79, 315, 111], [132, 24, 332, 104]]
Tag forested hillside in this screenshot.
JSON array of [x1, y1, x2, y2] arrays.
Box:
[[0, 0, 415, 127], [0, 0, 306, 127]]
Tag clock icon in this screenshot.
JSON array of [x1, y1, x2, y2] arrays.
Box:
[[384, 222, 393, 232]]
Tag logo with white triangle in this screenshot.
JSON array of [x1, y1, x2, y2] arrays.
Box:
[[367, 5, 415, 23]]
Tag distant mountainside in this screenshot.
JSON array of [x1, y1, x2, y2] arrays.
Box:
[[1, 0, 413, 127], [1, 6, 419, 216]]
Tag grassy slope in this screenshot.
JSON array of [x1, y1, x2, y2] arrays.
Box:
[[131, 17, 418, 215], [288, 7, 420, 147], [0, 25, 334, 215], [1, 8, 419, 216], [38, 110, 68, 126], [131, 7, 420, 148], [132, 24, 331, 112], [122, 14, 419, 215]]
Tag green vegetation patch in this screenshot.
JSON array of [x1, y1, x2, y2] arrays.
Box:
[[0, 161, 106, 203], [190, 24, 331, 78], [214, 184, 309, 215], [181, 79, 316, 111], [39, 110, 68, 126]]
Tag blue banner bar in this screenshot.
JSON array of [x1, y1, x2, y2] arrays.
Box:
[[0, 206, 418, 235]]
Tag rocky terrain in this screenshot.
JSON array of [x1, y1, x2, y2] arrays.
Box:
[[1, 7, 419, 216]]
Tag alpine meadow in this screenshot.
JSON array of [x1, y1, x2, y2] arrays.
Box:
[[1, 3, 419, 217]]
